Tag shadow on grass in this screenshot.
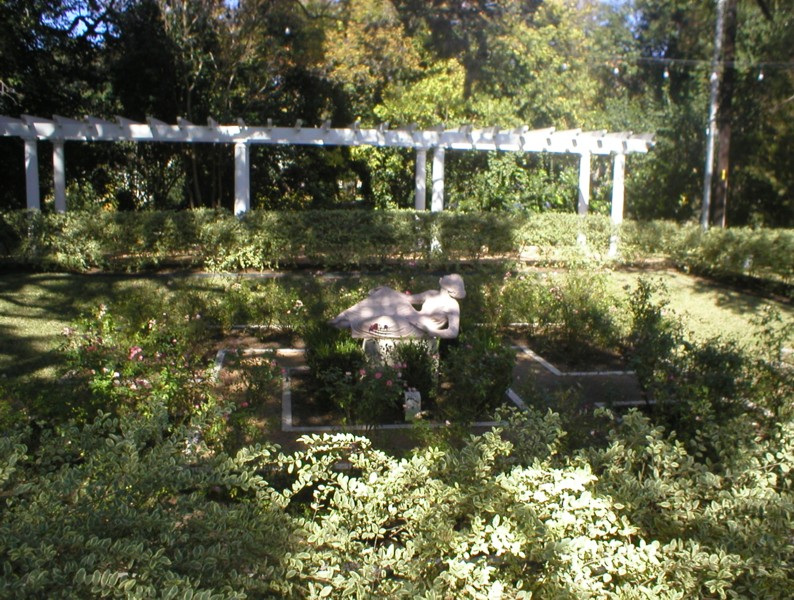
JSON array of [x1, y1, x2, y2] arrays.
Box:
[[689, 274, 792, 315], [0, 271, 224, 380]]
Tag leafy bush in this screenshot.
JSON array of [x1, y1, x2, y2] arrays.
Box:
[[218, 277, 307, 331], [2, 210, 792, 287], [675, 226, 794, 285], [438, 328, 515, 422], [1, 282, 793, 597], [0, 406, 294, 598], [492, 268, 625, 361], [392, 339, 438, 402], [54, 298, 221, 427], [3, 402, 792, 598], [4, 248, 793, 596], [334, 363, 406, 425], [303, 323, 366, 381], [626, 278, 794, 463]]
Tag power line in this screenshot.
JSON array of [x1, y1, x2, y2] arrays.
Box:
[[612, 55, 794, 71]]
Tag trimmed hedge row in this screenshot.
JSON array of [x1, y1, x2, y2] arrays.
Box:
[[0, 209, 791, 284], [0, 209, 571, 271]]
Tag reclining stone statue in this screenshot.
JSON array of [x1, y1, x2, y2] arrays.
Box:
[[329, 274, 465, 340]]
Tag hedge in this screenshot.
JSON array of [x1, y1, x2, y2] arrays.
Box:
[[0, 210, 791, 287]]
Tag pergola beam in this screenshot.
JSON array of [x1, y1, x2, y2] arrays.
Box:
[[1, 115, 654, 219], [1, 115, 654, 155]]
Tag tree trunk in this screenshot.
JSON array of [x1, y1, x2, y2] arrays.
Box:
[[713, 0, 738, 228]]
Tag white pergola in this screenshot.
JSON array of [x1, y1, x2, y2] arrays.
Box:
[[1, 114, 653, 227]]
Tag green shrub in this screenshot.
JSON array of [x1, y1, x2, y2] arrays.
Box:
[[1, 209, 791, 293], [392, 339, 438, 402], [438, 328, 515, 423], [56, 301, 220, 425], [1, 329, 793, 597], [0, 406, 294, 598], [303, 323, 365, 380], [494, 268, 625, 358], [626, 278, 794, 464]]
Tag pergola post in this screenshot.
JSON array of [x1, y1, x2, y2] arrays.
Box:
[[415, 148, 427, 210], [53, 140, 67, 213], [234, 141, 250, 215], [24, 139, 40, 210], [609, 152, 626, 257], [610, 153, 626, 226], [431, 147, 445, 212], [577, 151, 591, 216]]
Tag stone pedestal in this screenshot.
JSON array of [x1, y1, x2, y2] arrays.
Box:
[[362, 337, 439, 367], [404, 390, 421, 421]]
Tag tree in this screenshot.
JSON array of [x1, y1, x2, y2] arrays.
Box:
[[716, 0, 793, 227], [0, 0, 117, 209]]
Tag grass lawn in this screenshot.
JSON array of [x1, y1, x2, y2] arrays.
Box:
[[0, 272, 224, 382], [1, 267, 791, 383], [606, 267, 793, 343]]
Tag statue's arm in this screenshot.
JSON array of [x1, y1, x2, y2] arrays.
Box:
[[406, 290, 435, 307], [410, 309, 460, 339]]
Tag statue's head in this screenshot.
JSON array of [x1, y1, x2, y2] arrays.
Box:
[[439, 274, 466, 299]]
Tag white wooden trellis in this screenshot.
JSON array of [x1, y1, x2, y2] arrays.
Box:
[[0, 114, 653, 239]]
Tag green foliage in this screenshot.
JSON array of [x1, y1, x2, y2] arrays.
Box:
[[2, 210, 792, 288], [58, 302, 219, 426], [4, 0, 794, 225], [218, 277, 306, 332], [0, 406, 294, 598], [391, 339, 438, 402], [588, 409, 794, 598], [672, 227, 794, 285], [337, 363, 406, 426], [492, 268, 625, 361], [438, 328, 515, 423], [1, 286, 793, 597], [228, 352, 281, 407], [626, 278, 684, 401], [303, 323, 366, 383], [626, 277, 794, 467], [5, 395, 793, 597], [302, 323, 408, 425]]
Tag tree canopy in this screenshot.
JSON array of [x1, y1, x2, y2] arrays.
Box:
[[1, 0, 792, 225]]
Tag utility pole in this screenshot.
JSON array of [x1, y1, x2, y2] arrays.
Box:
[[702, 0, 726, 230]]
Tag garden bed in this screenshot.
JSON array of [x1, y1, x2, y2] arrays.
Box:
[[215, 343, 513, 433], [213, 326, 644, 451], [512, 333, 628, 372]]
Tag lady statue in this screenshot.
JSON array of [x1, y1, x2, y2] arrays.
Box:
[[329, 274, 466, 340]]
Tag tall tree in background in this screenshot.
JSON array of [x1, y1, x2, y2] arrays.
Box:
[[0, 0, 117, 208], [0, 0, 791, 223], [727, 0, 793, 226], [710, 0, 776, 227]]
